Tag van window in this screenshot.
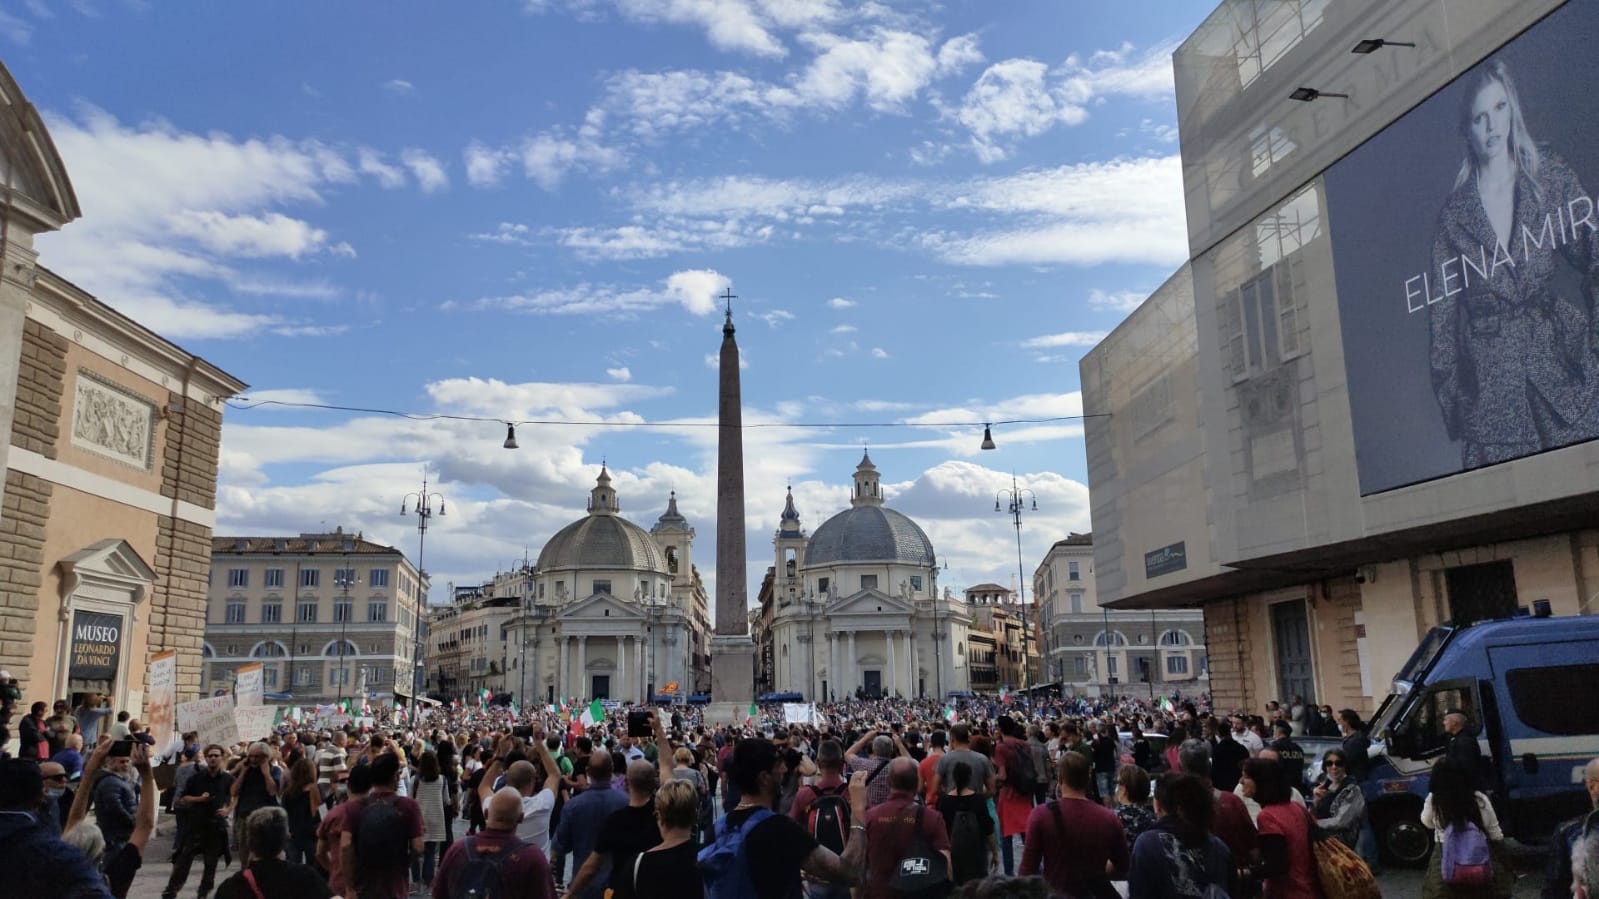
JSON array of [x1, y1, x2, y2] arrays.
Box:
[[1505, 664, 1599, 735], [1405, 680, 1479, 757]]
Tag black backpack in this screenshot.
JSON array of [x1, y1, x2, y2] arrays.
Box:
[[889, 806, 952, 899], [449, 835, 522, 899], [354, 794, 410, 876], [1004, 739, 1040, 797], [805, 783, 851, 855], [947, 802, 987, 885]]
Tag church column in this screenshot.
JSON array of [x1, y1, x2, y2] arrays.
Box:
[[828, 633, 838, 702], [576, 636, 588, 698], [847, 631, 857, 695], [618, 636, 629, 702], [559, 636, 569, 700], [886, 630, 897, 696], [909, 628, 919, 698], [637, 633, 646, 698]]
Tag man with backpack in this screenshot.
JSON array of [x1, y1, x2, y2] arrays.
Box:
[[698, 738, 869, 898], [789, 740, 853, 899], [994, 716, 1039, 876], [862, 758, 952, 899], [340, 751, 424, 899], [432, 787, 556, 899]]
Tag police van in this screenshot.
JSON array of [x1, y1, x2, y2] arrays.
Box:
[[1362, 611, 1599, 865]]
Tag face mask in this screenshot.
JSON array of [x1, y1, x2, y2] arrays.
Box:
[[335, 785, 349, 799], [45, 787, 65, 800]]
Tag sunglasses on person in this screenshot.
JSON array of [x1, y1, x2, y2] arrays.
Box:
[[43, 773, 68, 782], [1324, 760, 1345, 768]]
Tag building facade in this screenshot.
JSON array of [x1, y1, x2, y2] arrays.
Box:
[[425, 584, 517, 702], [1084, 0, 1599, 717], [758, 453, 971, 700], [1033, 534, 1207, 697], [0, 59, 246, 720], [962, 584, 1032, 693], [500, 468, 709, 705], [202, 530, 426, 708]]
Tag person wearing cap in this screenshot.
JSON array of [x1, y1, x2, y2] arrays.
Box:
[[0, 757, 114, 897]]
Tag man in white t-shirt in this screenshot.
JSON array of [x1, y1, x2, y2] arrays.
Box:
[[477, 731, 561, 852], [1232, 716, 1264, 757]]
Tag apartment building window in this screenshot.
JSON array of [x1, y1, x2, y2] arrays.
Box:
[[330, 667, 349, 686], [261, 602, 282, 624], [297, 602, 318, 623], [294, 666, 316, 686], [301, 568, 320, 588], [818, 577, 830, 595], [368, 601, 388, 622], [1107, 656, 1119, 677], [1167, 655, 1190, 675], [334, 601, 353, 623], [1075, 656, 1087, 675], [369, 569, 389, 588], [227, 569, 248, 588], [225, 602, 246, 624], [1068, 561, 1080, 581], [262, 667, 278, 687], [264, 568, 284, 588], [1070, 591, 1083, 614], [860, 574, 877, 591]]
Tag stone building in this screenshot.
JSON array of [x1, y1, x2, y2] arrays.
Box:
[[425, 583, 517, 702], [1033, 533, 1207, 697], [202, 530, 425, 708], [757, 452, 971, 700], [500, 467, 711, 705], [961, 584, 1031, 693], [0, 59, 246, 716], [1083, 0, 1599, 717]]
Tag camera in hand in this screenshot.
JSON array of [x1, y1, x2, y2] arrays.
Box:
[[627, 710, 652, 737], [511, 725, 534, 739], [109, 739, 133, 757]]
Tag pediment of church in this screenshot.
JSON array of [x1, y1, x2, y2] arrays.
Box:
[[828, 588, 913, 617], [559, 592, 645, 622], [0, 61, 82, 232]]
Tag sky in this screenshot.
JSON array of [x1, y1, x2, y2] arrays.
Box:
[[3, 0, 1209, 617]]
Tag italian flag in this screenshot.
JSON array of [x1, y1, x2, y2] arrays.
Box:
[[558, 698, 569, 714], [999, 686, 1011, 704], [580, 699, 604, 728], [744, 700, 758, 728], [479, 688, 492, 707], [944, 705, 957, 724], [1160, 696, 1174, 712], [509, 700, 519, 718]]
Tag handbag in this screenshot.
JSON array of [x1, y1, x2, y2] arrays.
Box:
[[1305, 809, 1380, 899]]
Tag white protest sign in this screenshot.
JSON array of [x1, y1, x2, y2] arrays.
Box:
[[783, 703, 817, 725], [234, 705, 279, 742], [147, 652, 177, 761], [234, 663, 263, 708], [177, 696, 238, 747]]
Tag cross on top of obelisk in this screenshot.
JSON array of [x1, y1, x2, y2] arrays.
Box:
[[722, 286, 737, 333]]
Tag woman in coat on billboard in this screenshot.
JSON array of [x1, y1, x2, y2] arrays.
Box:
[[1430, 58, 1599, 469]]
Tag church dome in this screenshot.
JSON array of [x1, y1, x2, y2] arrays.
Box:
[[536, 466, 667, 573], [803, 451, 935, 568]]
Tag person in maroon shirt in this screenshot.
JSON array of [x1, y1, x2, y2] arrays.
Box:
[[432, 787, 556, 899], [1020, 752, 1128, 897], [317, 764, 372, 898], [340, 752, 424, 899], [1175, 738, 1259, 867], [862, 758, 952, 899]]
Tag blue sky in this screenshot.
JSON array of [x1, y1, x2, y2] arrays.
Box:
[[4, 0, 1207, 614]]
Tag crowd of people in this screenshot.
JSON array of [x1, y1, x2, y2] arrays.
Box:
[[1, 674, 1597, 899]]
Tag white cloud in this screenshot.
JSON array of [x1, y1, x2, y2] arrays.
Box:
[[469, 222, 535, 246], [830, 324, 855, 333], [382, 78, 415, 95], [357, 148, 406, 189], [166, 210, 329, 259], [520, 130, 625, 190], [0, 9, 34, 43], [461, 269, 731, 318], [400, 148, 449, 193], [1088, 288, 1147, 313], [788, 28, 955, 112], [607, 367, 633, 382], [1021, 330, 1108, 349], [464, 142, 513, 187], [827, 296, 856, 309], [270, 323, 352, 338], [871, 347, 889, 358], [555, 218, 772, 260], [612, 0, 788, 58], [756, 309, 795, 328]]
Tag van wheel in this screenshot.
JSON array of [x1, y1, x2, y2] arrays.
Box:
[[1382, 818, 1433, 867]]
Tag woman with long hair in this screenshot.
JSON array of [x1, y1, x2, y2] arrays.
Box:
[[1240, 757, 1317, 899], [937, 759, 999, 885], [1430, 57, 1599, 467], [281, 756, 321, 867], [1421, 757, 1508, 899], [409, 749, 449, 891], [1129, 772, 1234, 899]]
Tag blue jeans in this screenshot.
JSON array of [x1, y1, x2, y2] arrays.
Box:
[[411, 840, 444, 885]]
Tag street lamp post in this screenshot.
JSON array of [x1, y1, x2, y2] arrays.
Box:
[[995, 475, 1038, 692], [334, 559, 359, 706], [400, 472, 445, 724]]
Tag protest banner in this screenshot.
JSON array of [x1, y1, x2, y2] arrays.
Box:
[[783, 703, 817, 725], [177, 695, 238, 747], [234, 705, 278, 741], [146, 651, 177, 760], [234, 663, 263, 707]]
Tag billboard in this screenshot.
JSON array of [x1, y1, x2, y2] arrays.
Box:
[[1324, 2, 1599, 494]]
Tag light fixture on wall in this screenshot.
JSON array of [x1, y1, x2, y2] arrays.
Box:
[[1290, 87, 1349, 102], [1352, 38, 1415, 54]]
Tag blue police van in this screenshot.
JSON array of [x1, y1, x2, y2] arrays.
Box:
[[1361, 611, 1599, 865]]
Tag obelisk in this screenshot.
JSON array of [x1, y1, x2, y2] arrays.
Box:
[[708, 287, 757, 726]]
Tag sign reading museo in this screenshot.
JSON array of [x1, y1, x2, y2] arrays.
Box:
[[1324, 1, 1599, 494], [69, 610, 122, 681]]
